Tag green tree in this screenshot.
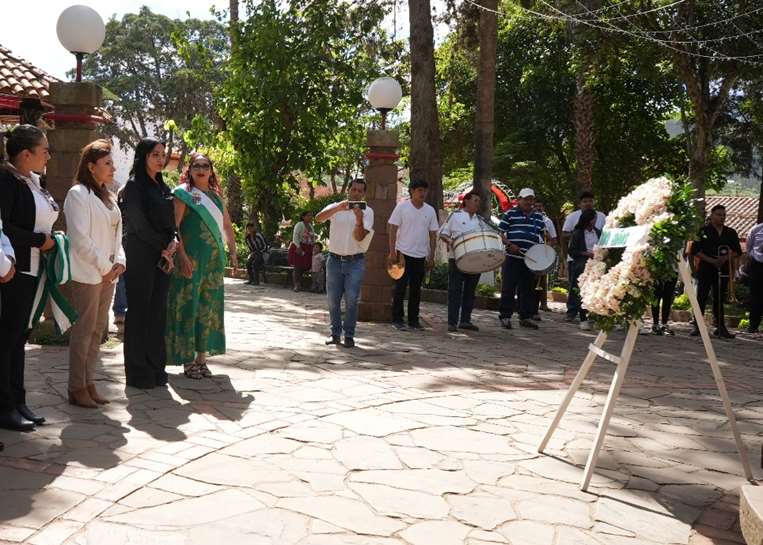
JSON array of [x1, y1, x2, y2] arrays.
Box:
[[80, 7, 228, 158], [219, 0, 403, 237]]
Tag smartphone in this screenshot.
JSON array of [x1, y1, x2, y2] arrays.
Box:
[[348, 201, 367, 210]]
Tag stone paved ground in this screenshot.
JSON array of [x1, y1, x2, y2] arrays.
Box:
[[1, 279, 762, 545]]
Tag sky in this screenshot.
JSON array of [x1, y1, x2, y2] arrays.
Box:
[[2, 1, 450, 81], [2, 1, 229, 79]]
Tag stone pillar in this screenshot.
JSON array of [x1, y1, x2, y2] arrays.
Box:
[[358, 129, 399, 322], [46, 82, 103, 228]]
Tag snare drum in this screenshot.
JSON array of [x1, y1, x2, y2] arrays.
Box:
[[523, 243, 557, 275], [453, 230, 506, 274]]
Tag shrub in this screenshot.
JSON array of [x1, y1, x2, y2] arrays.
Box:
[[672, 293, 691, 311], [424, 263, 449, 290], [551, 286, 568, 295], [476, 283, 497, 297]]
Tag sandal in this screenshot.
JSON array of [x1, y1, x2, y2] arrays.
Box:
[[183, 363, 204, 380], [198, 362, 212, 378]]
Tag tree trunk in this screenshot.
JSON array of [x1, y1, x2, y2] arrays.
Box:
[[409, 0, 443, 211], [226, 0, 244, 225], [472, 0, 498, 217], [574, 75, 595, 194], [758, 166, 763, 224], [330, 170, 338, 194]]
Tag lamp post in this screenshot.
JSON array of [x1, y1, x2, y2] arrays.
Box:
[[56, 5, 106, 82], [358, 77, 403, 322], [367, 77, 402, 130]]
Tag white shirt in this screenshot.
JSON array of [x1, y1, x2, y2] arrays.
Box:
[[563, 209, 606, 261], [439, 209, 482, 259], [0, 214, 15, 278], [748, 223, 763, 263], [320, 202, 375, 256], [64, 184, 126, 284], [542, 215, 557, 240], [10, 167, 59, 277], [388, 199, 439, 258], [584, 229, 599, 252]]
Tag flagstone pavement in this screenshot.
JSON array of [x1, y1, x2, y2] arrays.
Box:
[[1, 279, 762, 545]]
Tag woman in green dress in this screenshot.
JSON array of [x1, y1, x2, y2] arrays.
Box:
[[166, 153, 238, 379]]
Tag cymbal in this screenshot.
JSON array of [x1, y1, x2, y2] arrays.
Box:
[[387, 258, 405, 280]]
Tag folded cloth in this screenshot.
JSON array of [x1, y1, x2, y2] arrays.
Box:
[[28, 232, 78, 333]]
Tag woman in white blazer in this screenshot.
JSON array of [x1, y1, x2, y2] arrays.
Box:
[[63, 140, 125, 408]]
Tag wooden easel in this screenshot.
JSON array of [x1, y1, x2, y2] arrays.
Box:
[[538, 257, 754, 491]]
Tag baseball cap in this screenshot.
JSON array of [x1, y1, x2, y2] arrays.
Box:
[[518, 188, 535, 198]]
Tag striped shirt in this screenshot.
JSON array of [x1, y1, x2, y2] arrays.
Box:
[[498, 206, 546, 259]]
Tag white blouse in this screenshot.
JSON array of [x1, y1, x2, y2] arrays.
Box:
[[64, 184, 125, 285], [8, 166, 59, 277]]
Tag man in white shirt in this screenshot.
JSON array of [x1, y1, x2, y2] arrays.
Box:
[[316, 179, 374, 348], [533, 198, 557, 314], [439, 192, 482, 332], [388, 179, 439, 331], [561, 190, 606, 321]]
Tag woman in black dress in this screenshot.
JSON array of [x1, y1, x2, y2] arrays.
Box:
[[0, 125, 57, 431], [121, 138, 176, 389]]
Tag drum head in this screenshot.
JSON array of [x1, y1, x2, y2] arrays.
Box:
[[456, 250, 505, 274], [524, 244, 557, 274]]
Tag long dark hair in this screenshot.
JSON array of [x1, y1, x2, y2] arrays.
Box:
[[180, 152, 222, 196], [129, 137, 164, 185], [575, 208, 597, 230], [2, 124, 46, 164], [74, 139, 114, 207]]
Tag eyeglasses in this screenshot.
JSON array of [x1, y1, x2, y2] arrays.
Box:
[[191, 163, 211, 171]]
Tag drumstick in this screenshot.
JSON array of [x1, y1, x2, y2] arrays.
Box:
[[519, 249, 537, 263]]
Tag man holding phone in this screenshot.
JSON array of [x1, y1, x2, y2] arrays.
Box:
[[316, 178, 375, 348]]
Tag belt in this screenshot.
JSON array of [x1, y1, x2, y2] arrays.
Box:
[[329, 252, 364, 261]]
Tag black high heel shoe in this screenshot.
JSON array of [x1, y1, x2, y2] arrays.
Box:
[[17, 404, 45, 425], [0, 409, 35, 431]]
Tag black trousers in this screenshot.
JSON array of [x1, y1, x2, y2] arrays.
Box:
[[696, 265, 729, 330], [749, 259, 763, 331], [651, 277, 678, 325], [247, 253, 263, 284], [0, 273, 37, 412], [447, 259, 480, 326], [393, 254, 426, 325], [124, 237, 171, 387], [499, 257, 534, 320]]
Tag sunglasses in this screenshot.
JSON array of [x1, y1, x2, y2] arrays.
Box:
[[191, 163, 211, 171]]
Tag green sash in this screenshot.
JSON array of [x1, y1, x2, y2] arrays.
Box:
[[173, 185, 226, 266], [29, 233, 78, 334]]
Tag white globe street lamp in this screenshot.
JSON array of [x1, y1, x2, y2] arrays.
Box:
[[367, 77, 402, 130], [56, 5, 106, 82]]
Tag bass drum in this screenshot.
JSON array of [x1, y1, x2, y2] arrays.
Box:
[[453, 230, 506, 274]]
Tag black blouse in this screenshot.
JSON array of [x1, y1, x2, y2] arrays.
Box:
[[120, 176, 175, 254]]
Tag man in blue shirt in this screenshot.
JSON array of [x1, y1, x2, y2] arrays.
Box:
[[498, 187, 546, 329]]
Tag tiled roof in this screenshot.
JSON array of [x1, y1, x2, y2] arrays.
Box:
[[0, 44, 59, 99], [705, 195, 760, 240]]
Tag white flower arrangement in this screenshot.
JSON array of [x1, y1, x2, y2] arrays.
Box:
[[578, 177, 698, 329]]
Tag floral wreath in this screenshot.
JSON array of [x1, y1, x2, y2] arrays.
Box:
[[578, 176, 699, 330]]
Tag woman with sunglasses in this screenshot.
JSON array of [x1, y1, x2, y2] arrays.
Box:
[[0, 125, 56, 431], [165, 153, 237, 379], [120, 138, 176, 389]]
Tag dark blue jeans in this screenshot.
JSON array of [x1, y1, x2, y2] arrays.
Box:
[[393, 254, 427, 325], [499, 257, 534, 320], [113, 273, 127, 316], [448, 259, 480, 326], [566, 265, 582, 318], [326, 254, 365, 338]]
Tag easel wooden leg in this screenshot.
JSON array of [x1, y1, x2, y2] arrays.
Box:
[[538, 330, 608, 453], [580, 321, 640, 491], [678, 259, 753, 480]]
